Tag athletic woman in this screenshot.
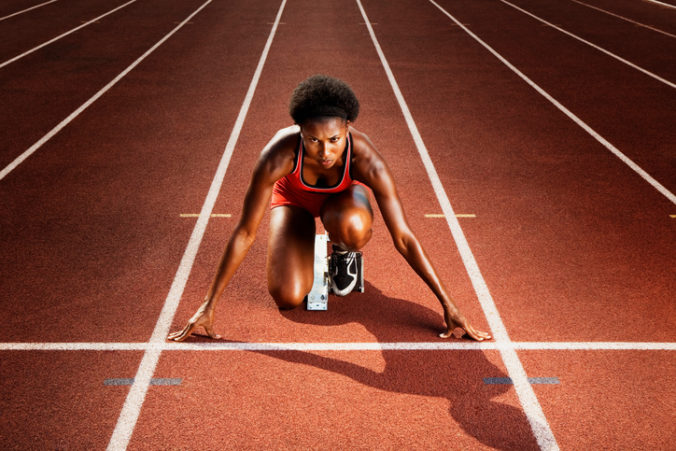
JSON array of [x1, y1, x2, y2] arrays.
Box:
[[168, 75, 491, 342]]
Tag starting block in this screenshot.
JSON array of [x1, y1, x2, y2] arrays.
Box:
[[306, 233, 365, 310], [306, 233, 330, 310]]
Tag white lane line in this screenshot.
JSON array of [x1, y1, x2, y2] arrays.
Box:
[[569, 0, 676, 39], [0, 0, 58, 22], [646, 0, 676, 10], [105, 1, 287, 449], [0, 0, 137, 69], [0, 1, 199, 183], [499, 0, 676, 89], [513, 342, 676, 351], [179, 213, 232, 218], [425, 213, 476, 218], [2, 341, 675, 351], [356, 1, 559, 449], [428, 0, 676, 206]]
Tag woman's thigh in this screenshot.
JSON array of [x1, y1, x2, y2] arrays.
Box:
[[266, 205, 316, 309]]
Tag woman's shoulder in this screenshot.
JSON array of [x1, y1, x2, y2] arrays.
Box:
[[348, 127, 388, 185], [255, 125, 301, 180]]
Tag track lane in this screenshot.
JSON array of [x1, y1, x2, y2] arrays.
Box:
[[565, 0, 676, 38], [135, 349, 538, 450], [147, 0, 542, 448], [0, 0, 278, 343], [577, 0, 676, 33], [0, 0, 134, 64], [360, 0, 676, 340], [499, 0, 676, 83], [0, 0, 56, 18], [0, 350, 143, 449], [520, 350, 676, 450], [429, 0, 676, 193], [0, 0, 206, 171], [170, 0, 490, 345]]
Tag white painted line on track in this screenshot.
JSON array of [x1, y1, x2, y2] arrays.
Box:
[[106, 1, 287, 449], [428, 0, 676, 206], [499, 0, 676, 89], [425, 213, 476, 218], [0, 0, 58, 22], [0, 0, 137, 69], [646, 0, 676, 10], [2, 341, 675, 351], [0, 0, 193, 183], [179, 213, 232, 218], [356, 1, 559, 449], [569, 0, 676, 39]]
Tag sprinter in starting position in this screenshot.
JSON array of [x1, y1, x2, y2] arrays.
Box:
[[169, 74, 491, 342]]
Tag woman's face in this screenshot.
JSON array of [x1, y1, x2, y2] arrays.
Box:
[[300, 117, 350, 170]]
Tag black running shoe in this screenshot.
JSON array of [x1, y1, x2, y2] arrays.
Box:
[[329, 245, 360, 296]]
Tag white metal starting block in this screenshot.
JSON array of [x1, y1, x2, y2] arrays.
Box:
[[306, 233, 365, 310], [306, 233, 330, 310]]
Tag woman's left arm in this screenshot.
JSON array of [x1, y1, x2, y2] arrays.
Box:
[[353, 134, 491, 341]]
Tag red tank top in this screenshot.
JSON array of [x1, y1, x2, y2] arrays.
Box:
[[285, 132, 354, 193]]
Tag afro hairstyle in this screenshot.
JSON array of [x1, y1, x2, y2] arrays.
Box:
[[289, 74, 360, 125]]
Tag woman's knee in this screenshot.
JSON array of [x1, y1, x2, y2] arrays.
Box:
[[322, 187, 373, 250], [268, 281, 309, 310], [323, 207, 372, 250]]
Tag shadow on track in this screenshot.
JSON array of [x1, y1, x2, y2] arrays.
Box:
[[261, 281, 540, 450]]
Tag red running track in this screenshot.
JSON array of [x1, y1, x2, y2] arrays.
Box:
[[0, 0, 674, 449]]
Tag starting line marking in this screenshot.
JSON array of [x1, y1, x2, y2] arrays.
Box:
[[179, 213, 232, 218], [2, 341, 674, 352]]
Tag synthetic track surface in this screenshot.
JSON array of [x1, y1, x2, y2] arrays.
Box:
[[0, 0, 674, 449]]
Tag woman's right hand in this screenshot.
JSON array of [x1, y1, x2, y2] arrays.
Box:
[[167, 301, 221, 342]]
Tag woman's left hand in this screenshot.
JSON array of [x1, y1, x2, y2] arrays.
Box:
[[440, 310, 492, 341]]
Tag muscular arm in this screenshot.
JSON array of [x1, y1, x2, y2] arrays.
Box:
[[351, 131, 491, 341], [168, 128, 297, 341]]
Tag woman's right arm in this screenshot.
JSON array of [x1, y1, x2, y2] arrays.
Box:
[[168, 129, 297, 341]]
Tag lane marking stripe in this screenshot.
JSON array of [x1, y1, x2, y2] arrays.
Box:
[[0, 0, 58, 22], [499, 0, 676, 88], [180, 213, 231, 218], [485, 377, 560, 385], [428, 0, 675, 206], [426, 213, 476, 218], [105, 378, 182, 386], [2, 341, 675, 351], [106, 2, 287, 449], [646, 0, 676, 9], [568, 0, 676, 39], [356, 1, 559, 449], [0, 0, 137, 69]]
